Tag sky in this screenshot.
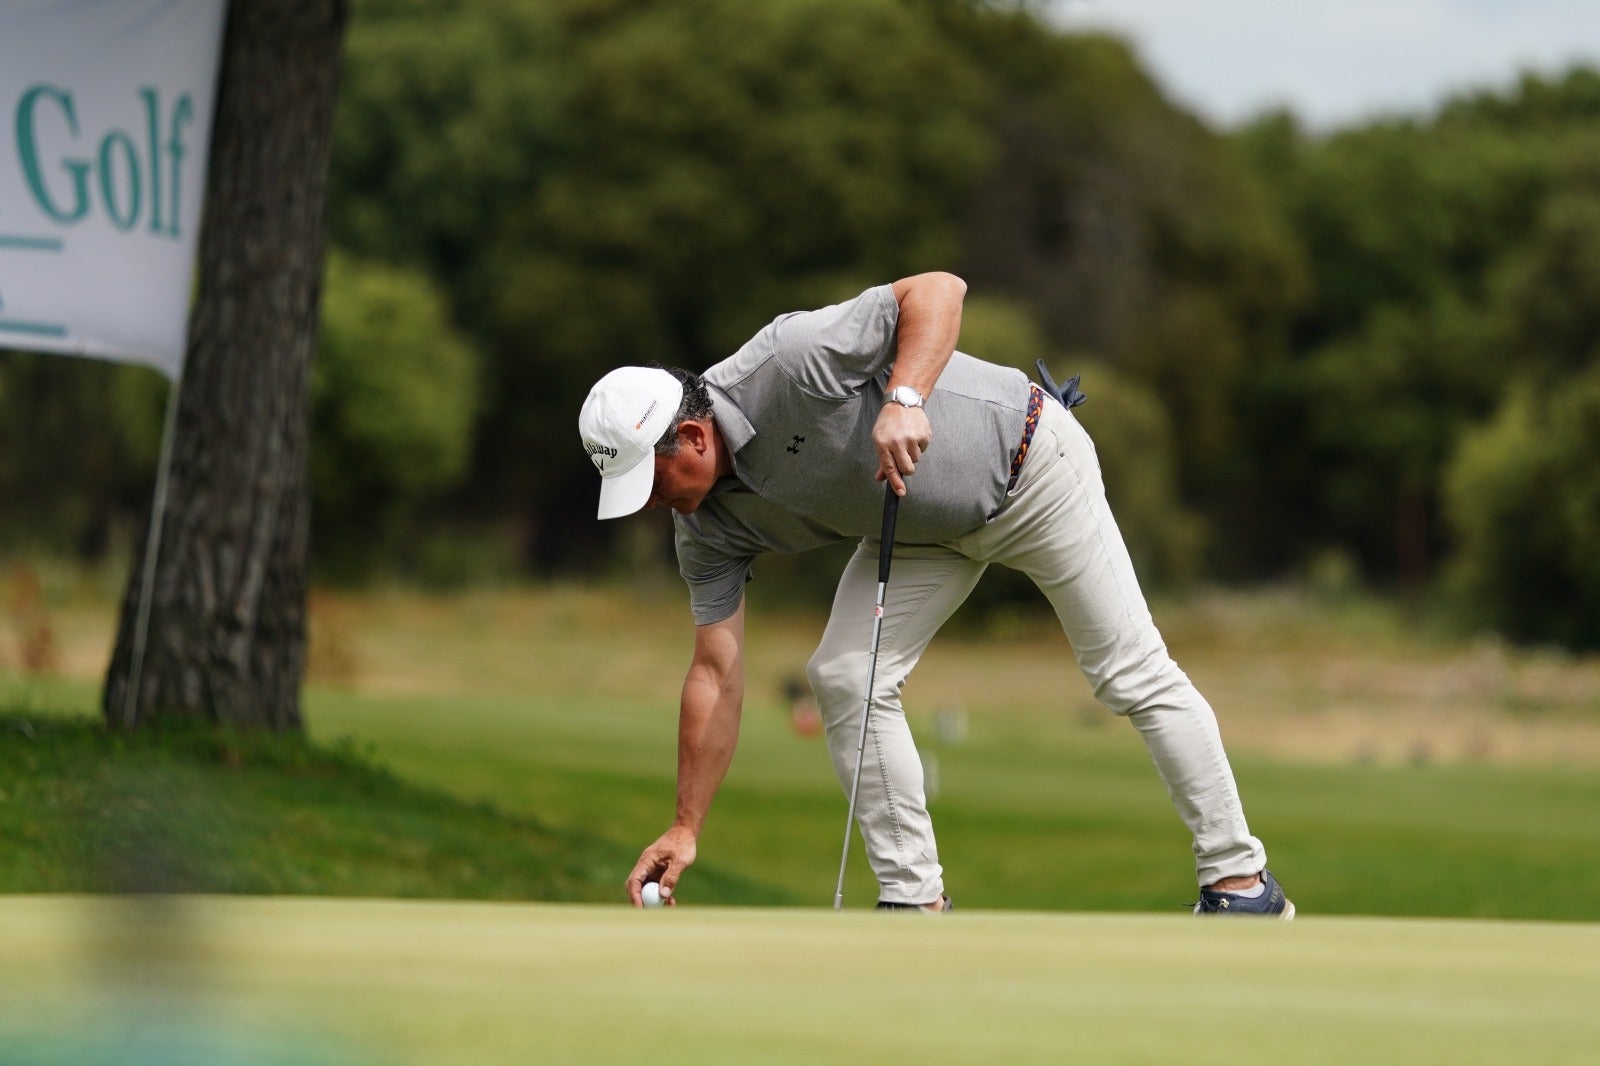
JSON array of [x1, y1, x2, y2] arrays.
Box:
[[1051, 0, 1600, 130]]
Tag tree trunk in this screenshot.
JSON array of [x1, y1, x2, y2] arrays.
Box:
[[103, 0, 348, 732]]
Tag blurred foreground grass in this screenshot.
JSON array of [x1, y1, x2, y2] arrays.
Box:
[[3, 899, 1598, 1066], [2, 577, 1599, 917]]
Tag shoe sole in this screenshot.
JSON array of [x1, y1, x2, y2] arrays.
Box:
[[876, 896, 953, 913], [1192, 897, 1297, 918]]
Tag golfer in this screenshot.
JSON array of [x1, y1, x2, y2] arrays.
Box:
[[580, 272, 1292, 916]]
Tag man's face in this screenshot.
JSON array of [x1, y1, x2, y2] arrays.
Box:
[[645, 422, 718, 515]]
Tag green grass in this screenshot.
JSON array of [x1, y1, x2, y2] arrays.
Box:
[[301, 682, 1600, 920], [3, 897, 1598, 1065], [0, 711, 782, 905], [4, 585, 1600, 1062], [5, 671, 1600, 919], [4, 583, 1599, 919]]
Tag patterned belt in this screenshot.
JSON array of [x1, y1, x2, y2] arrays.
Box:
[[1006, 384, 1045, 494]]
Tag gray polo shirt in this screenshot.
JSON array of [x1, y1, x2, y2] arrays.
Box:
[[675, 284, 1031, 624]]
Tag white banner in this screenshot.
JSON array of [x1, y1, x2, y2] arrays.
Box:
[[0, 1, 226, 379]]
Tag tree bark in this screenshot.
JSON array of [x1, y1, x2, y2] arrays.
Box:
[[103, 0, 349, 732]]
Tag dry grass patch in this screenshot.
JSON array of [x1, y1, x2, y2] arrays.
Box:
[[10, 578, 1600, 767]]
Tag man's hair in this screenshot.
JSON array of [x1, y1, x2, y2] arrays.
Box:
[[653, 366, 713, 457]]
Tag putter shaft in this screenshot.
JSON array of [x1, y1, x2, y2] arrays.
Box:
[[833, 486, 900, 909]]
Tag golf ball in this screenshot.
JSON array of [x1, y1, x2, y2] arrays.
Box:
[[641, 882, 663, 908]]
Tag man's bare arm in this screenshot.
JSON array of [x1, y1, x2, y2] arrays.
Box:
[[624, 600, 746, 905]]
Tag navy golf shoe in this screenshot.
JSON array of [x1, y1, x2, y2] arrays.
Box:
[[1193, 870, 1295, 918]]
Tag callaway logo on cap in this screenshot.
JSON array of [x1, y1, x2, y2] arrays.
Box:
[[578, 367, 684, 519]]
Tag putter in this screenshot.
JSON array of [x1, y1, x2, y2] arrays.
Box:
[[833, 483, 901, 910]]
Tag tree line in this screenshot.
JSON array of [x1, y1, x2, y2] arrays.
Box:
[[2, 0, 1596, 649]]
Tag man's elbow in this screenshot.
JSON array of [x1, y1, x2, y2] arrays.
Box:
[[894, 271, 967, 305], [937, 271, 967, 298], [922, 271, 966, 299]]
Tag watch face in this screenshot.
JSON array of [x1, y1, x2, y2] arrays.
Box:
[[892, 386, 924, 408]]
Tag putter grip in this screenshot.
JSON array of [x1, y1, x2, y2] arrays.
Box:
[[878, 485, 899, 583]]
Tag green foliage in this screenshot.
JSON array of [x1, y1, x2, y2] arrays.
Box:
[[333, 0, 992, 569], [931, 12, 1306, 584], [1232, 67, 1600, 621], [1294, 295, 1502, 581], [333, 0, 571, 289], [1493, 189, 1600, 381], [1439, 66, 1600, 130], [956, 294, 1047, 367], [941, 10, 1305, 369], [1255, 120, 1552, 341], [1069, 361, 1204, 586], [0, 353, 167, 556], [328, 1, 1308, 578], [7, 1, 1600, 649], [1444, 373, 1600, 649], [312, 252, 479, 577]]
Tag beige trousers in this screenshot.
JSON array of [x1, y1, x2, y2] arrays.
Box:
[[807, 397, 1268, 905]]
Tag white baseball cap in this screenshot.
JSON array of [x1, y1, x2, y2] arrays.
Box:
[[579, 367, 684, 519]]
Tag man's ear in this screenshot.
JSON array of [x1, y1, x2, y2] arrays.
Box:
[[680, 419, 711, 454]]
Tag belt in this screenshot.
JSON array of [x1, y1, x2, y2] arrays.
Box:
[[1006, 384, 1045, 494]]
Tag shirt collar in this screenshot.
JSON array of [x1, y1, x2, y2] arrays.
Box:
[[707, 382, 755, 454]]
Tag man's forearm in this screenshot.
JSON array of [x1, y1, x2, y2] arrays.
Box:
[[673, 665, 743, 837]]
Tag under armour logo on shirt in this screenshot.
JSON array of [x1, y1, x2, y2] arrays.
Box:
[[786, 435, 805, 454]]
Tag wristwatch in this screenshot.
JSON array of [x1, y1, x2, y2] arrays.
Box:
[[886, 385, 926, 409]]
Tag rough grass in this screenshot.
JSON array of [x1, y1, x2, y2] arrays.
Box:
[[0, 712, 784, 905]]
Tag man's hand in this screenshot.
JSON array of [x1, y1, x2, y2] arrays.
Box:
[[873, 402, 932, 497], [626, 825, 698, 907]]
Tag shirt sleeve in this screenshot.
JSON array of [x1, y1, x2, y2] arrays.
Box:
[[768, 284, 900, 396], [674, 513, 754, 626]]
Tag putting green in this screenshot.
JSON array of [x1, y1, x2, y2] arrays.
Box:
[[3, 896, 1597, 1064]]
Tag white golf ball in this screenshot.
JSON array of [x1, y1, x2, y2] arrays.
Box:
[[641, 882, 663, 908]]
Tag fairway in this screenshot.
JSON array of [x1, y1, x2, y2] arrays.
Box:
[[4, 897, 1598, 1065]]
